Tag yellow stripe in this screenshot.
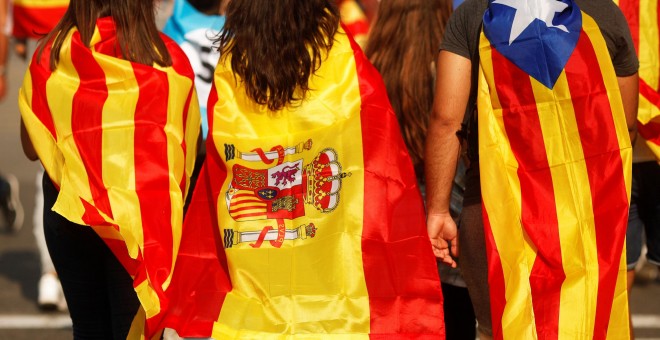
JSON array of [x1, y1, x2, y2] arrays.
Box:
[[639, 0, 660, 92], [135, 280, 161, 319], [529, 70, 598, 339], [477, 32, 537, 339], [606, 252, 631, 340], [46, 30, 93, 224], [13, 0, 68, 7], [91, 26, 145, 261], [211, 28, 369, 337], [583, 14, 632, 337]]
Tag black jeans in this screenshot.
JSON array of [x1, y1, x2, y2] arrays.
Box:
[[42, 174, 140, 339]]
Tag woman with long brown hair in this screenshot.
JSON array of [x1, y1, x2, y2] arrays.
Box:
[[19, 0, 200, 338], [365, 0, 452, 183], [181, 0, 446, 337]]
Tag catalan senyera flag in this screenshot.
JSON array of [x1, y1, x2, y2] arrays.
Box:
[[338, 0, 370, 48], [181, 25, 445, 338], [18, 17, 202, 339], [478, 1, 632, 339], [12, 0, 69, 39], [617, 0, 660, 159]]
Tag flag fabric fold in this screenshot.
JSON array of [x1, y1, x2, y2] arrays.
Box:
[[478, 1, 632, 339], [12, 0, 69, 39], [18, 17, 201, 339], [182, 25, 445, 338], [617, 0, 660, 159]]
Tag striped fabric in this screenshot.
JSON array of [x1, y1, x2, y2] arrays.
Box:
[[617, 0, 660, 159], [338, 0, 370, 48], [18, 18, 200, 338], [179, 25, 445, 338], [478, 5, 632, 340], [12, 0, 68, 39]]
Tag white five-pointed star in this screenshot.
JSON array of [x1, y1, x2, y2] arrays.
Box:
[[493, 0, 569, 44]]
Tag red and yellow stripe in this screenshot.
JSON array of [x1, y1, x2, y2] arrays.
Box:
[[181, 25, 444, 338], [617, 0, 660, 159], [338, 0, 370, 48], [478, 13, 631, 340], [12, 0, 68, 39], [18, 17, 200, 339]]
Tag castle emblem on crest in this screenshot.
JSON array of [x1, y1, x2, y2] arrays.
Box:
[[223, 139, 351, 248]]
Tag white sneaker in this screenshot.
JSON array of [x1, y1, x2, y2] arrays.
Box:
[[38, 273, 67, 311]]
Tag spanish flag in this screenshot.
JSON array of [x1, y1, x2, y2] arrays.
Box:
[[180, 26, 445, 338], [338, 0, 370, 48], [12, 0, 69, 39], [18, 17, 201, 338], [617, 0, 660, 159], [478, 1, 631, 339]]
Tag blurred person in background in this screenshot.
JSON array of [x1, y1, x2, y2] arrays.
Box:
[[162, 0, 226, 209]]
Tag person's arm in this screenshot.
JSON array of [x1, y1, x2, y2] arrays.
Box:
[[20, 119, 39, 161], [617, 73, 639, 144], [425, 50, 472, 267]]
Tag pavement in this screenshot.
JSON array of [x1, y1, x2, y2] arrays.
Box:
[[0, 30, 659, 340]]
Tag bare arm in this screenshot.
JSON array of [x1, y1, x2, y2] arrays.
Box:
[[425, 51, 472, 267], [616, 73, 639, 144]]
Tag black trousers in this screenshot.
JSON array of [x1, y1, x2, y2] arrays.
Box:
[[42, 173, 140, 340]]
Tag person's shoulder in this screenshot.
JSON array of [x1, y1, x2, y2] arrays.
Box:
[[576, 0, 625, 23], [453, 0, 488, 17]]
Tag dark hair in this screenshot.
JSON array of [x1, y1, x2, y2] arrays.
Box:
[[217, 0, 340, 111], [365, 0, 452, 172], [37, 0, 171, 69], [188, 0, 221, 14]]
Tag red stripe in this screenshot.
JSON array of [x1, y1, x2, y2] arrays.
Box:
[[347, 27, 444, 337], [638, 120, 660, 146], [12, 5, 67, 39], [492, 47, 565, 339], [482, 206, 505, 340], [640, 80, 660, 107], [230, 211, 267, 219], [29, 42, 57, 141], [229, 205, 267, 213], [565, 31, 629, 340], [132, 59, 174, 310], [70, 30, 114, 219], [618, 0, 640, 55], [231, 199, 266, 206]]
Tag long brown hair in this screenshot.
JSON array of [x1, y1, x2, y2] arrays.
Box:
[[217, 0, 340, 111], [365, 0, 452, 174], [37, 0, 171, 69]]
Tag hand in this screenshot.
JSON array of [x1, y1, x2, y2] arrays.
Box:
[[427, 212, 459, 268]]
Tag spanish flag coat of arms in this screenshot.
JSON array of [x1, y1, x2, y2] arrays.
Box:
[[478, 0, 632, 339], [177, 26, 446, 338], [18, 18, 201, 338]]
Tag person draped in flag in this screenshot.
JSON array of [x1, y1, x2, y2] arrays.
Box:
[[180, 0, 445, 337], [615, 0, 660, 338], [426, 0, 638, 339], [18, 0, 201, 338]]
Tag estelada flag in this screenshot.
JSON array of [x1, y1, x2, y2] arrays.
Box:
[[18, 17, 201, 339], [617, 0, 660, 159], [12, 0, 69, 39], [179, 25, 445, 338], [338, 0, 370, 48], [478, 1, 632, 339]]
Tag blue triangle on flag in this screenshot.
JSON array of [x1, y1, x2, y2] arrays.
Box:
[[483, 0, 582, 89]]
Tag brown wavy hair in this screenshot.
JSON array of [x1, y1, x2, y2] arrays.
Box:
[[37, 0, 171, 69], [216, 0, 340, 111], [365, 0, 452, 175]]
